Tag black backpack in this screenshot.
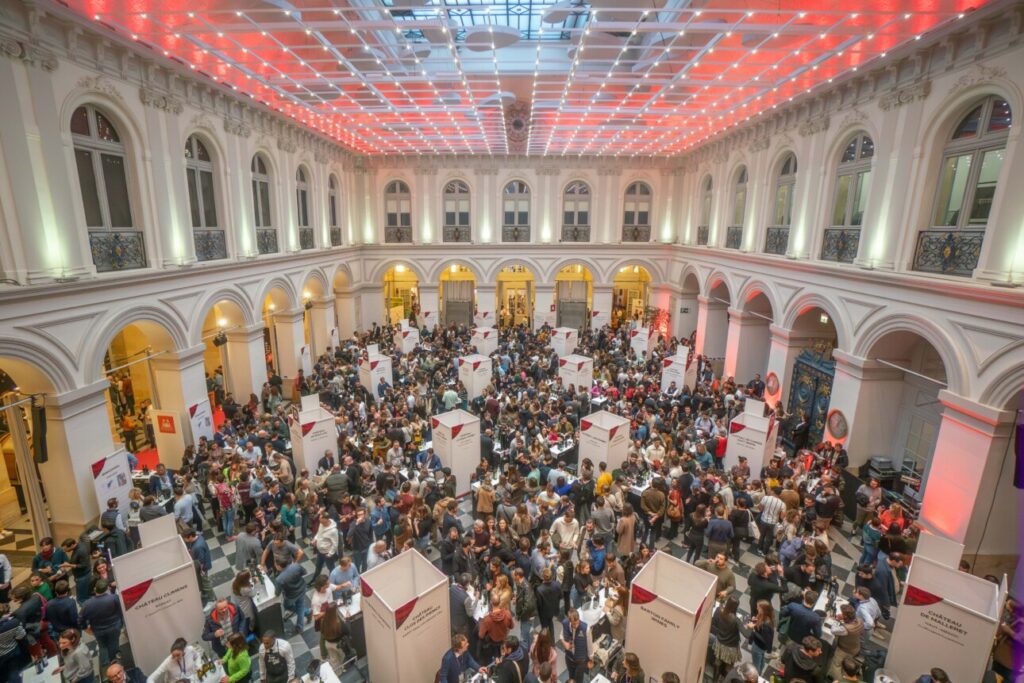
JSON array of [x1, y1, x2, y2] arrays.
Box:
[[264, 647, 289, 683]]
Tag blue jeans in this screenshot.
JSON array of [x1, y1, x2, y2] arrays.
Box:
[[751, 643, 766, 674], [858, 543, 878, 566], [93, 626, 122, 668], [222, 507, 236, 538], [283, 594, 307, 634], [75, 574, 92, 603], [353, 549, 368, 572], [519, 618, 533, 645]]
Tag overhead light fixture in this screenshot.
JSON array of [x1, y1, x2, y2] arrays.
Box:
[[819, 313, 829, 325]]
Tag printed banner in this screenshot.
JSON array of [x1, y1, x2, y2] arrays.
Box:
[[150, 409, 185, 469], [91, 450, 133, 518], [300, 345, 313, 376], [660, 355, 688, 393], [187, 399, 215, 444]]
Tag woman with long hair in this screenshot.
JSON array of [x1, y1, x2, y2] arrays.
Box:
[[54, 629, 94, 683], [491, 574, 513, 613], [710, 596, 742, 681], [685, 504, 708, 563], [611, 652, 646, 683], [221, 632, 251, 683], [529, 629, 558, 680], [616, 503, 637, 558], [319, 602, 353, 673], [231, 570, 257, 632], [745, 599, 776, 674]]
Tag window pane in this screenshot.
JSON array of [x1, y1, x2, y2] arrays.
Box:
[[446, 211, 456, 226], [516, 212, 527, 225], [458, 211, 469, 226], [459, 200, 469, 213], [329, 197, 338, 228], [860, 136, 875, 159], [187, 167, 201, 227], [832, 174, 851, 226], [987, 99, 1012, 133], [841, 139, 858, 163], [387, 213, 398, 227], [95, 111, 120, 143], [564, 211, 573, 225], [200, 170, 217, 228], [75, 148, 103, 227], [252, 180, 261, 226], [624, 211, 635, 225], [71, 107, 90, 136], [400, 212, 410, 227], [933, 154, 972, 226], [774, 184, 791, 225], [969, 149, 1004, 223], [259, 182, 271, 227], [852, 171, 871, 226], [952, 105, 982, 140], [701, 196, 711, 225], [101, 153, 133, 227], [578, 210, 588, 225], [638, 211, 649, 225], [504, 211, 514, 225], [300, 191, 309, 227], [733, 188, 746, 226], [196, 139, 210, 162], [400, 200, 410, 213]]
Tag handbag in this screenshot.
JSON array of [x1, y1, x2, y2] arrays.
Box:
[[747, 510, 761, 541]]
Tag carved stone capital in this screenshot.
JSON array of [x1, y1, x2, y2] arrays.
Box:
[[1, 37, 58, 71], [223, 118, 252, 138], [950, 63, 1007, 94], [139, 87, 183, 114], [836, 108, 869, 132], [537, 167, 561, 176], [748, 136, 770, 153], [277, 136, 298, 154], [77, 75, 123, 100], [879, 80, 931, 111], [597, 167, 621, 177], [798, 116, 830, 138]]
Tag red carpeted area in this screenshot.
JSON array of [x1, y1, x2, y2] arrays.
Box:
[[130, 405, 225, 471]]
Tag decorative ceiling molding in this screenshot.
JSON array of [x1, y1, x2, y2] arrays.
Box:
[[878, 80, 931, 111]]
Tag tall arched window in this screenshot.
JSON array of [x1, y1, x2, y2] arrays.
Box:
[[184, 135, 224, 262], [251, 154, 277, 254], [765, 152, 797, 255], [502, 180, 530, 242], [328, 174, 342, 246], [622, 181, 651, 242], [823, 133, 874, 263], [697, 176, 713, 245], [71, 104, 144, 272], [561, 181, 591, 242], [296, 167, 313, 250], [915, 96, 1011, 276], [727, 167, 747, 249], [384, 180, 412, 243], [443, 180, 471, 243]]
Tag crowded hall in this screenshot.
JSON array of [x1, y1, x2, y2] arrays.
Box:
[[0, 0, 1023, 682]]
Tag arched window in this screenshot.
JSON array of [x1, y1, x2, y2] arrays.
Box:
[[622, 181, 651, 242], [765, 152, 797, 255], [384, 180, 412, 243], [823, 133, 874, 263], [251, 154, 277, 254], [561, 181, 591, 242], [502, 180, 530, 242], [727, 167, 747, 249], [184, 135, 225, 261], [697, 176, 713, 246], [328, 175, 342, 246], [443, 180, 471, 243], [915, 96, 1011, 276], [71, 104, 144, 272], [296, 167, 313, 249]]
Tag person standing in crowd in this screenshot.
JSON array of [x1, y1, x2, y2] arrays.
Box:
[[53, 629, 94, 683], [147, 638, 203, 683], [257, 631, 295, 683], [439, 634, 486, 683], [77, 580, 122, 670], [560, 609, 590, 683]]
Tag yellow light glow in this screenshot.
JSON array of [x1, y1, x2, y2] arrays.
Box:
[[396, 264, 406, 273], [450, 264, 458, 273], [217, 318, 228, 328], [268, 303, 276, 311], [303, 290, 311, 300]]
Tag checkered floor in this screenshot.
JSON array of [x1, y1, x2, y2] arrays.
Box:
[[187, 499, 887, 682]]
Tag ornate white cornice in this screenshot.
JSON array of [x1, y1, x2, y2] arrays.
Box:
[[597, 168, 622, 177], [950, 63, 1008, 94], [748, 136, 771, 153], [836, 108, 869, 132], [878, 80, 931, 111], [223, 117, 251, 138], [0, 35, 58, 71], [139, 87, 183, 115], [277, 135, 298, 154], [536, 167, 561, 176], [77, 75, 122, 100], [798, 116, 830, 138]]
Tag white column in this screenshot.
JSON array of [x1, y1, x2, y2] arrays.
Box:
[[723, 309, 771, 382], [271, 309, 305, 383], [359, 284, 386, 329], [826, 351, 906, 468], [476, 284, 496, 319], [919, 392, 1017, 553], [224, 324, 267, 399], [38, 382, 127, 538], [974, 123, 1024, 283], [309, 297, 336, 357], [599, 170, 621, 243], [534, 284, 556, 329], [334, 288, 357, 339], [763, 326, 820, 407], [149, 344, 210, 443], [788, 130, 826, 259], [139, 100, 193, 267], [695, 295, 728, 359]]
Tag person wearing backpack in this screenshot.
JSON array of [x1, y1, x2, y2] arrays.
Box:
[[257, 631, 294, 683]]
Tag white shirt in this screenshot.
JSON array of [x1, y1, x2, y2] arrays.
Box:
[[146, 646, 203, 683], [313, 520, 339, 557], [550, 516, 580, 549], [258, 638, 295, 680]]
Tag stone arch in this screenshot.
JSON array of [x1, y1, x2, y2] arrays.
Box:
[[188, 287, 257, 345], [853, 313, 969, 397], [367, 258, 427, 284], [0, 339, 75, 394], [299, 267, 330, 299], [979, 357, 1024, 410], [330, 262, 355, 291], [429, 260, 481, 284], [484, 257, 545, 283], [603, 257, 664, 284], [543, 258, 595, 283], [679, 264, 701, 294], [703, 271, 734, 305], [825, 121, 881, 170], [256, 275, 300, 315], [781, 293, 851, 351], [84, 306, 190, 384], [736, 279, 780, 323]]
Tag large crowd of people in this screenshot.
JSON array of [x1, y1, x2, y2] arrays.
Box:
[[0, 319, 1019, 683]]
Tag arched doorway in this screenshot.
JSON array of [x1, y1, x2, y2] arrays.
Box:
[[262, 287, 293, 376], [784, 306, 839, 449], [733, 291, 774, 383], [199, 299, 249, 411], [383, 264, 419, 326], [496, 265, 535, 329], [701, 280, 732, 365], [555, 264, 592, 331], [864, 331, 947, 487], [439, 263, 477, 327], [612, 265, 652, 328], [678, 273, 701, 340]]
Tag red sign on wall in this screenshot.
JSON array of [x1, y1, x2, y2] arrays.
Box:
[[157, 415, 176, 434]]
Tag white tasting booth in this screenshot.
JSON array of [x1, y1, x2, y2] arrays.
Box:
[[358, 354, 393, 397], [421, 310, 438, 330], [625, 551, 717, 683], [289, 395, 338, 474], [579, 411, 631, 472], [473, 310, 496, 327], [558, 354, 594, 390], [590, 309, 609, 330], [471, 327, 499, 356], [915, 529, 966, 569], [398, 326, 420, 354], [886, 554, 1004, 683], [660, 354, 689, 393], [550, 327, 579, 358], [430, 409, 480, 497], [112, 536, 204, 673], [723, 398, 778, 476], [629, 327, 660, 359], [360, 551, 451, 683], [458, 354, 492, 400]]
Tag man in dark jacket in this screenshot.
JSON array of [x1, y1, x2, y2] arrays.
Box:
[[780, 589, 823, 644], [202, 598, 247, 656], [535, 569, 562, 648], [438, 634, 486, 683], [449, 574, 475, 637], [347, 509, 373, 572], [780, 635, 826, 683], [491, 636, 529, 683], [870, 552, 903, 620], [44, 580, 79, 635], [78, 580, 123, 668]]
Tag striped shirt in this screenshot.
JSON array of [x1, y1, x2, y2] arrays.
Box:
[[759, 495, 786, 525]]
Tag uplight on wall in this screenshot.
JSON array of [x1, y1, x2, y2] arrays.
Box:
[[819, 313, 830, 325], [395, 264, 406, 273]]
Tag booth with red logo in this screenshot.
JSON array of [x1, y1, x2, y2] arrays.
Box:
[[550, 326, 579, 358], [723, 398, 778, 475], [558, 354, 593, 390], [458, 354, 492, 400], [471, 326, 498, 356], [431, 409, 480, 497], [290, 394, 338, 474], [580, 411, 631, 472], [358, 353, 393, 397], [660, 353, 689, 393], [629, 327, 659, 359]]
